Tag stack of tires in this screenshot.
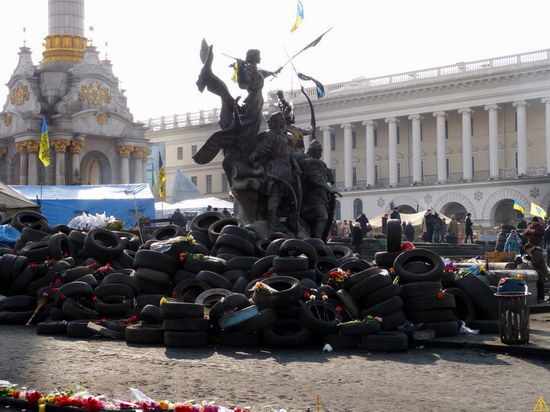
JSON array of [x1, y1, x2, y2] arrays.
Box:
[[374, 219, 402, 268], [455, 273, 499, 333], [344, 268, 406, 332], [133, 249, 178, 295], [161, 301, 209, 348], [395, 249, 459, 337], [495, 224, 515, 252]]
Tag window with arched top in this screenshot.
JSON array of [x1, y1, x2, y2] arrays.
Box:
[[334, 200, 341, 220], [353, 198, 363, 218]]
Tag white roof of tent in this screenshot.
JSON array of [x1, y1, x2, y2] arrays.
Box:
[[369, 210, 452, 230]]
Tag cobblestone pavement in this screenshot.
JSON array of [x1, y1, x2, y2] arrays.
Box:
[[0, 325, 549, 411]]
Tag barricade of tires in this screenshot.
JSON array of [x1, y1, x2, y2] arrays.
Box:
[[0, 210, 499, 352]]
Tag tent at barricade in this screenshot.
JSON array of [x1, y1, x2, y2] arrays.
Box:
[[155, 197, 234, 218], [368, 210, 452, 236], [0, 181, 40, 216], [11, 184, 155, 228]]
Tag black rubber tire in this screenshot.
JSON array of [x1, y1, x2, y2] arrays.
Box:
[[68, 230, 86, 247], [94, 296, 133, 316], [20, 227, 49, 242], [262, 318, 311, 347], [349, 274, 393, 301], [232, 307, 278, 333], [182, 257, 224, 274], [194, 288, 233, 307], [134, 267, 171, 286], [224, 256, 258, 272], [232, 276, 249, 294], [0, 295, 37, 311], [222, 269, 249, 284], [265, 238, 286, 256], [386, 219, 402, 252], [277, 269, 317, 281], [250, 256, 275, 279], [125, 324, 165, 344], [314, 257, 340, 284], [443, 287, 476, 325], [208, 218, 241, 244], [335, 289, 361, 320], [102, 272, 140, 295], [94, 283, 135, 299], [361, 331, 408, 352], [76, 273, 99, 288], [361, 296, 404, 317], [8, 265, 37, 296], [394, 249, 445, 283], [403, 293, 456, 312], [196, 270, 233, 290], [188, 229, 211, 247], [173, 279, 211, 302], [250, 276, 302, 309], [255, 239, 270, 257], [327, 244, 353, 261], [11, 211, 46, 232], [273, 256, 309, 272], [300, 300, 343, 335], [342, 267, 381, 291], [160, 301, 204, 319], [323, 334, 360, 350], [380, 309, 407, 331], [209, 293, 251, 328], [54, 281, 94, 306], [191, 211, 226, 233], [374, 251, 401, 268], [163, 318, 211, 332], [66, 320, 100, 338], [19, 241, 51, 263], [48, 232, 73, 260], [140, 304, 162, 324], [61, 298, 100, 320], [400, 281, 443, 299], [36, 321, 68, 335], [215, 234, 255, 256], [340, 259, 372, 274], [361, 284, 401, 308], [455, 274, 498, 320], [218, 330, 261, 347], [133, 249, 178, 276], [84, 228, 124, 263], [406, 309, 456, 324], [151, 225, 184, 241], [278, 239, 318, 268]]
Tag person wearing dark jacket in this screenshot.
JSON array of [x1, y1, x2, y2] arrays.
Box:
[[381, 213, 389, 235], [517, 218, 527, 230], [524, 243, 549, 303], [524, 217, 545, 247], [464, 213, 474, 243], [351, 222, 363, 254], [405, 222, 415, 242], [355, 213, 370, 237], [424, 209, 435, 242], [390, 207, 401, 221]]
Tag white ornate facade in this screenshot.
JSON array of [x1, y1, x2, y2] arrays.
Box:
[[0, 0, 149, 186], [146, 48, 550, 227]]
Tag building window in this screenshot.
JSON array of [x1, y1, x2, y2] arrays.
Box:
[[352, 131, 357, 149], [472, 156, 475, 176], [353, 198, 363, 217], [191, 145, 197, 157], [374, 129, 378, 146], [330, 133, 336, 151], [177, 147, 183, 160], [206, 175, 212, 194], [374, 164, 379, 185], [191, 176, 198, 187], [396, 126, 400, 144], [515, 112, 517, 132], [515, 151, 518, 170], [445, 120, 449, 139], [221, 173, 228, 192], [446, 158, 450, 179], [352, 167, 357, 186], [420, 124, 423, 142], [331, 168, 337, 183], [471, 118, 474, 136], [421, 161, 424, 180]]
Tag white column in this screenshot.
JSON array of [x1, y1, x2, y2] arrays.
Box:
[[341, 123, 354, 188], [513, 101, 528, 175], [28, 151, 38, 185], [484, 104, 500, 179], [20, 152, 28, 185], [142, 159, 148, 183], [385, 118, 399, 187], [433, 111, 447, 183], [133, 154, 143, 184], [362, 120, 376, 187], [117, 145, 133, 184], [408, 114, 422, 184], [321, 127, 332, 168], [458, 108, 473, 181], [543, 98, 550, 174], [55, 152, 65, 185]]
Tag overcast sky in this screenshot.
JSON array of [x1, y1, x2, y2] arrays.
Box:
[[0, 0, 548, 122]]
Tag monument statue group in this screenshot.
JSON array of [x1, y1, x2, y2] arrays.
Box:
[[193, 41, 341, 241]]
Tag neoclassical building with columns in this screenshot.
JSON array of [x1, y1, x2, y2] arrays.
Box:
[[146, 48, 550, 228], [0, 0, 149, 187]]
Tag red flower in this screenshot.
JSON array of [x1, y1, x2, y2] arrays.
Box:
[[92, 296, 98, 302], [335, 306, 343, 312], [99, 317, 107, 325], [25, 391, 42, 404], [105, 263, 111, 269], [29, 263, 37, 270], [50, 288, 58, 294], [129, 315, 138, 323], [172, 291, 177, 298], [61, 294, 66, 301], [303, 291, 310, 299], [320, 291, 327, 296], [179, 252, 185, 262], [90, 262, 97, 269], [437, 292, 444, 299]]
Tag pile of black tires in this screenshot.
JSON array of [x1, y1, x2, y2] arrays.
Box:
[[0, 213, 499, 351]]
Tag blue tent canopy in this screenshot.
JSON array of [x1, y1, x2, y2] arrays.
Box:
[[11, 184, 155, 228]]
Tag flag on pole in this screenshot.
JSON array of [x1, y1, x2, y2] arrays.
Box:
[[531, 202, 547, 219], [291, 0, 304, 32], [513, 200, 526, 215], [39, 117, 50, 167], [158, 153, 166, 199], [297, 72, 325, 98]]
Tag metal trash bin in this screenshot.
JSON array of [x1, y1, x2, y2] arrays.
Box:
[[495, 291, 531, 344]]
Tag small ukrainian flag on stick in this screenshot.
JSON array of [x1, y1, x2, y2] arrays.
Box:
[[291, 0, 304, 32], [513, 200, 525, 215], [531, 202, 547, 219]]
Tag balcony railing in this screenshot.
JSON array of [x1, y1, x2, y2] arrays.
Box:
[[334, 167, 549, 191]]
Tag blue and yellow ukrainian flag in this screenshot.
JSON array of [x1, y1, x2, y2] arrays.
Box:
[[39, 117, 50, 167], [531, 202, 547, 219], [513, 200, 525, 215], [291, 0, 304, 32], [158, 153, 166, 199]]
